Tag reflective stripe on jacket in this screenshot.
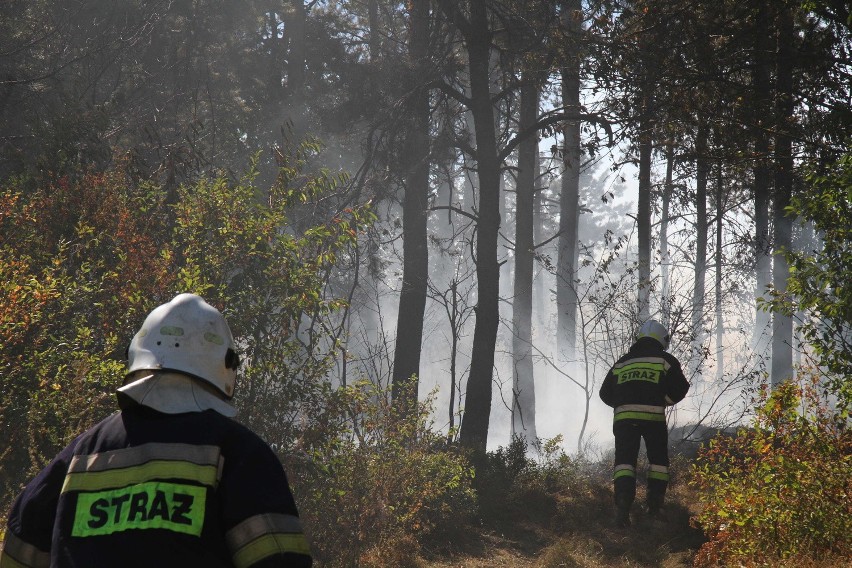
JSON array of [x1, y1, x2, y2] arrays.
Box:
[[614, 404, 666, 422], [599, 337, 690, 422]]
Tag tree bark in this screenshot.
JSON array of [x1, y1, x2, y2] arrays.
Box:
[[533, 150, 545, 330], [511, 74, 538, 443], [556, 0, 582, 362], [285, 0, 308, 141], [660, 143, 674, 329], [637, 118, 652, 322], [391, 0, 430, 409], [752, 1, 773, 356], [715, 166, 724, 382], [450, 0, 502, 456], [368, 0, 381, 61], [287, 0, 307, 100], [691, 122, 709, 379], [771, 3, 794, 386], [447, 279, 460, 440], [636, 48, 653, 322]]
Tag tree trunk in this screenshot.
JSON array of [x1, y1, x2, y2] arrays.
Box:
[[637, 118, 652, 322], [715, 166, 724, 381], [456, 0, 502, 456], [691, 123, 709, 379], [752, 2, 773, 356], [533, 150, 546, 330], [436, 0, 573, 454], [660, 143, 674, 329], [511, 75, 538, 443], [267, 11, 284, 102], [447, 279, 460, 441], [771, 3, 794, 386], [285, 0, 308, 141], [287, 0, 307, 100], [391, 0, 430, 409], [556, 0, 582, 362], [368, 0, 380, 61], [636, 65, 653, 322]]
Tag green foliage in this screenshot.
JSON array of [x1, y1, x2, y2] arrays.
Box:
[[768, 154, 852, 417], [168, 148, 375, 444], [1, 148, 481, 568], [477, 435, 579, 525], [0, 171, 170, 503], [0, 148, 374, 524], [289, 380, 476, 567], [0, 0, 293, 182], [691, 376, 852, 566]]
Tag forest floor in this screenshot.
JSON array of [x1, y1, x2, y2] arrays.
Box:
[[418, 476, 706, 568]]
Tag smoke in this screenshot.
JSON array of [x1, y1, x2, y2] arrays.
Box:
[[338, 136, 789, 459]]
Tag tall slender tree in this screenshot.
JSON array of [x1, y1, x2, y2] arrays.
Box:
[[715, 166, 725, 381], [691, 122, 710, 379], [660, 143, 675, 329], [771, 1, 795, 386], [751, 2, 774, 357], [511, 72, 540, 442], [437, 0, 503, 455], [635, 29, 654, 322], [391, 0, 432, 409], [556, 0, 583, 362]]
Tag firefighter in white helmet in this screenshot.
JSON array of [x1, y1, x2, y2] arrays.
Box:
[[599, 319, 690, 528], [1, 294, 312, 567]]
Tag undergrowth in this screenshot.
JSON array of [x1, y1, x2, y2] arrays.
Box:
[[691, 374, 852, 567]]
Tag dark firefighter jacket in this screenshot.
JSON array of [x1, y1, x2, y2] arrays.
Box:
[[0, 403, 312, 568], [599, 337, 690, 423]]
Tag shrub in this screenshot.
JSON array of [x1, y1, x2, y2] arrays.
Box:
[[0, 173, 171, 509], [767, 154, 852, 417], [0, 149, 373, 523], [477, 435, 578, 526], [691, 374, 852, 566], [288, 380, 476, 567]]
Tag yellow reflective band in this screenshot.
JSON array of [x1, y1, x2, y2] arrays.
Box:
[[0, 554, 28, 568], [0, 532, 49, 568], [613, 465, 635, 480], [614, 411, 666, 422], [226, 513, 304, 552], [615, 404, 665, 414], [648, 464, 669, 481], [62, 460, 219, 493], [613, 356, 669, 370], [66, 443, 221, 475], [231, 533, 311, 568]]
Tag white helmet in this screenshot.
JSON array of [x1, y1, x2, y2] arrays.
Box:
[[638, 319, 670, 350], [125, 293, 240, 398]]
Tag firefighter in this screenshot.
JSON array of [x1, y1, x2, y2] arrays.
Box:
[[599, 319, 690, 528], [0, 293, 312, 567]]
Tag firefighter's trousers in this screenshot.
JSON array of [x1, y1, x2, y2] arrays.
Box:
[[612, 419, 670, 512]]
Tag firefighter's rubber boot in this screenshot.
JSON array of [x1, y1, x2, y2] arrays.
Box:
[[647, 493, 667, 524], [614, 507, 631, 528], [614, 492, 632, 528]]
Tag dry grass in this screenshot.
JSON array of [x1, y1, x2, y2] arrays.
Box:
[[425, 546, 539, 568], [417, 473, 848, 568], [419, 474, 706, 568]]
